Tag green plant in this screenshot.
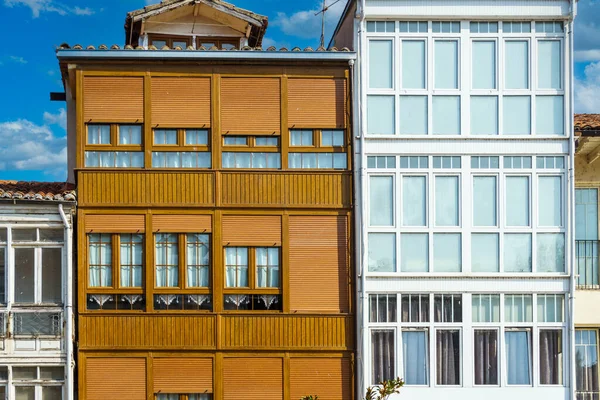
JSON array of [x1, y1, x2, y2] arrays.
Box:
[[364, 377, 404, 400], [300, 396, 319, 400]]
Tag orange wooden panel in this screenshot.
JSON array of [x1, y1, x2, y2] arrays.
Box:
[[288, 78, 347, 128], [152, 215, 212, 232], [222, 358, 283, 400], [153, 358, 213, 393], [289, 215, 349, 313], [151, 77, 211, 127], [86, 357, 146, 400], [222, 215, 281, 245], [290, 358, 352, 400], [83, 76, 144, 121], [85, 214, 145, 233], [221, 78, 281, 135]]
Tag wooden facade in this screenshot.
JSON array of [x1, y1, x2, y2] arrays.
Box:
[[63, 60, 354, 399]]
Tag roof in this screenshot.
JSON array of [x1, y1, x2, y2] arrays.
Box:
[[0, 181, 76, 202], [575, 114, 600, 131]]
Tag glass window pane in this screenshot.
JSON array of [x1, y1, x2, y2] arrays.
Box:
[[369, 40, 393, 89], [433, 96, 460, 135], [370, 176, 394, 226], [401, 234, 428, 272], [472, 234, 499, 272], [471, 96, 498, 135], [506, 331, 531, 385], [503, 96, 531, 135], [536, 96, 564, 135], [504, 234, 532, 272], [505, 41, 529, 89], [403, 176, 426, 226], [436, 330, 461, 385], [506, 176, 530, 226], [13, 229, 36, 241], [15, 387, 35, 400], [472, 41, 496, 89], [0, 249, 5, 304], [42, 386, 62, 400], [576, 188, 599, 240], [400, 96, 427, 135], [435, 176, 459, 226], [539, 330, 563, 385], [15, 248, 34, 303], [539, 176, 562, 226], [433, 234, 461, 272], [537, 233, 565, 272], [403, 331, 429, 385], [474, 330, 499, 385], [368, 96, 395, 135], [472, 294, 500, 322], [42, 248, 62, 303], [372, 330, 395, 384], [538, 41, 562, 89], [435, 41, 459, 89], [368, 233, 396, 272], [402, 41, 426, 89], [473, 176, 497, 226], [505, 294, 533, 322]]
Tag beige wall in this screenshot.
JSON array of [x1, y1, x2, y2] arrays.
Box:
[[575, 290, 600, 325], [576, 152, 600, 185]]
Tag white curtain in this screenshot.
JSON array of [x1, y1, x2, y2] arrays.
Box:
[[225, 248, 248, 288], [166, 152, 180, 168], [252, 153, 267, 169], [403, 330, 428, 384], [99, 152, 114, 168], [187, 235, 210, 288], [302, 153, 317, 169], [505, 330, 531, 385], [89, 234, 111, 287], [155, 234, 178, 287]]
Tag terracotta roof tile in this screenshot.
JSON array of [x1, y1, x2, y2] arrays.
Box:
[[575, 114, 600, 130], [57, 44, 351, 53], [0, 181, 76, 202]]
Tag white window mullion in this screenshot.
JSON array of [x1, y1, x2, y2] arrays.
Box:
[[461, 21, 470, 136]]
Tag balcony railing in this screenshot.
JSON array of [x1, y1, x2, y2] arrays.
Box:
[[577, 240, 600, 289]]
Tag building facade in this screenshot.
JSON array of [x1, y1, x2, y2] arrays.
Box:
[[0, 182, 76, 400], [333, 0, 577, 399], [57, 2, 355, 399], [573, 114, 600, 400]]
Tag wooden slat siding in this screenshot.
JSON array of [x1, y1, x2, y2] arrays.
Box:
[[86, 357, 146, 400], [286, 173, 351, 207], [83, 76, 144, 121], [78, 315, 215, 349], [153, 358, 213, 393], [290, 358, 352, 400], [77, 171, 214, 206], [288, 78, 347, 128], [151, 77, 211, 127], [223, 358, 283, 400], [152, 215, 212, 232], [220, 315, 351, 350], [221, 215, 282, 245], [221, 78, 281, 135], [289, 216, 349, 313], [85, 214, 145, 233]]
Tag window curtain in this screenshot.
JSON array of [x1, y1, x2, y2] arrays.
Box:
[[187, 236, 210, 288], [372, 330, 395, 384], [436, 330, 460, 385], [225, 248, 248, 288], [540, 330, 563, 385], [403, 330, 428, 385], [155, 234, 178, 287], [89, 234, 111, 287], [575, 330, 599, 397], [505, 330, 531, 384], [474, 330, 498, 385]]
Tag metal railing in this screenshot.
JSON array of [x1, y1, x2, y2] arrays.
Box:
[[577, 240, 600, 289]]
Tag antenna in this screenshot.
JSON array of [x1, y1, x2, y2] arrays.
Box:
[[315, 0, 344, 48]]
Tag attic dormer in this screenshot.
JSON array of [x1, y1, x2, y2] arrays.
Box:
[[125, 0, 268, 49]]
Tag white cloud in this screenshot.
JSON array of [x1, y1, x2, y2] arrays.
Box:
[[0, 117, 66, 178], [575, 50, 600, 62], [8, 56, 26, 64], [575, 61, 600, 113], [261, 37, 291, 50], [3, 0, 94, 18], [272, 0, 347, 42], [43, 108, 66, 130]]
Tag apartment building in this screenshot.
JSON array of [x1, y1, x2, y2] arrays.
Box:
[[56, 1, 355, 399], [574, 113, 600, 400], [333, 0, 576, 399], [0, 182, 76, 400]]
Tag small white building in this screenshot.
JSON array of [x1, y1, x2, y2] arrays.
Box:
[[0, 182, 75, 400], [332, 0, 577, 399]]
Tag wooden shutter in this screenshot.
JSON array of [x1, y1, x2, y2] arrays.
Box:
[[288, 78, 347, 128], [152, 215, 212, 232], [222, 215, 281, 246], [223, 358, 282, 400], [86, 357, 146, 400], [151, 77, 211, 127], [290, 358, 352, 400], [153, 358, 213, 393], [289, 215, 349, 313], [83, 76, 144, 121], [85, 214, 145, 233], [221, 78, 281, 135]]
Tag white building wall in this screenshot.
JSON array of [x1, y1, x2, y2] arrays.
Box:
[[354, 0, 576, 399]]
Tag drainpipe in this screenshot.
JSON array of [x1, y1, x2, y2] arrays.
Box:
[[58, 204, 74, 400]]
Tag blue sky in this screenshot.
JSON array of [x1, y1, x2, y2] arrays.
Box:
[[0, 0, 598, 182]]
